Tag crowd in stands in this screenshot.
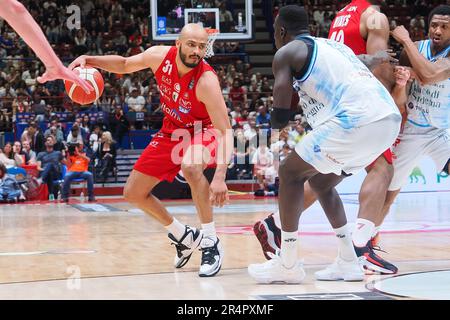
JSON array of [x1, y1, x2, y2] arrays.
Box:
[[1, 0, 448, 201], [0, 0, 246, 130], [272, 0, 444, 51], [0, 0, 279, 200], [0, 114, 118, 202]]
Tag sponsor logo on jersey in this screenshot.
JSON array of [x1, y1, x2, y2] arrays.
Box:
[[161, 102, 182, 122], [159, 84, 172, 96], [347, 6, 357, 12], [188, 79, 195, 90], [179, 106, 189, 114], [174, 83, 181, 92], [172, 91, 179, 102], [183, 92, 189, 99], [178, 98, 192, 114], [162, 75, 172, 85]]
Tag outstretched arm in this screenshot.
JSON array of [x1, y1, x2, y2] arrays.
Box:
[[69, 46, 170, 74], [392, 26, 450, 84], [0, 0, 93, 93]]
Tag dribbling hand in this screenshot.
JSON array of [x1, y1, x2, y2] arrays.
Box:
[[37, 64, 94, 94], [68, 55, 89, 70]]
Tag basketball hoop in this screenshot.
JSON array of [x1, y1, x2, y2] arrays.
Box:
[[205, 28, 219, 59]]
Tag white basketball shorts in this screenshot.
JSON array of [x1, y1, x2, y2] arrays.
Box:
[[295, 113, 401, 176], [388, 123, 450, 191]]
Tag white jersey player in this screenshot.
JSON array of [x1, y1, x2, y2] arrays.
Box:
[[382, 6, 450, 219], [247, 5, 401, 284]]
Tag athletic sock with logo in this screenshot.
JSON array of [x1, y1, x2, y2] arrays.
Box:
[[353, 218, 375, 247], [334, 224, 357, 261], [280, 231, 298, 269]]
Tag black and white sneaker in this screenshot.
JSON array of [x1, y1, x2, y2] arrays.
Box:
[[168, 226, 203, 269], [199, 237, 224, 277]]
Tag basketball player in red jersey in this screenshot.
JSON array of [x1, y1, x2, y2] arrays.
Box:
[[69, 24, 232, 277], [254, 0, 400, 278], [0, 0, 93, 93]]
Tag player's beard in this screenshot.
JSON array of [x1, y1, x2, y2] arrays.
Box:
[[179, 45, 201, 68]]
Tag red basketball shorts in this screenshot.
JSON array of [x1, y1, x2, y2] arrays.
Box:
[[133, 128, 218, 182], [367, 148, 393, 170]]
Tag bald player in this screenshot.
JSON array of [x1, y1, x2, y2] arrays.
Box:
[[0, 0, 92, 92], [69, 24, 233, 277]]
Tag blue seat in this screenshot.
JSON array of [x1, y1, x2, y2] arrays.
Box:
[[6, 167, 27, 183], [55, 165, 88, 200]]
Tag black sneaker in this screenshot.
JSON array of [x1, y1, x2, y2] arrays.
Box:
[[199, 237, 224, 277], [253, 213, 281, 260], [354, 240, 398, 275], [168, 225, 203, 269]]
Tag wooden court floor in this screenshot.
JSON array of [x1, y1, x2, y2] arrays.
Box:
[[0, 192, 450, 299]]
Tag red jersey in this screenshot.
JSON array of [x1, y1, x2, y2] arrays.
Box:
[[154, 46, 216, 134], [328, 0, 371, 55]]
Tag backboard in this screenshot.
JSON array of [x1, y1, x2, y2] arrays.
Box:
[[150, 0, 254, 42]]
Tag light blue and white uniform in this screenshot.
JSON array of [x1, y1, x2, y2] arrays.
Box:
[[389, 40, 450, 190], [292, 36, 401, 175]]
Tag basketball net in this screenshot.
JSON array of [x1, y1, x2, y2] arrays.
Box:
[[205, 28, 219, 59]]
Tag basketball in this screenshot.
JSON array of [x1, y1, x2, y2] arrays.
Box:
[[64, 67, 104, 105]]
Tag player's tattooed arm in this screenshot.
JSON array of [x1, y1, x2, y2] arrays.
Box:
[[392, 26, 450, 84], [271, 42, 308, 129]]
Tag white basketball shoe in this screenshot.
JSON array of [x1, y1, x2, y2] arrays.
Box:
[[199, 236, 224, 277], [248, 252, 306, 284], [168, 225, 203, 269], [315, 256, 364, 281]]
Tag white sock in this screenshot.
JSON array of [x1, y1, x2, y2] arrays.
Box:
[[352, 218, 375, 247], [334, 224, 357, 261], [280, 231, 298, 269], [164, 218, 186, 241], [372, 226, 380, 238], [201, 221, 217, 240], [272, 210, 282, 229]]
